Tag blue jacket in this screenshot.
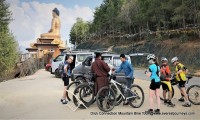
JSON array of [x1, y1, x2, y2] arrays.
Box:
[[149, 64, 160, 82], [116, 60, 134, 79]]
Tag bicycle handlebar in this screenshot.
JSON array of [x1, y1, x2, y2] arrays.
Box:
[[110, 74, 131, 80], [170, 74, 193, 85]]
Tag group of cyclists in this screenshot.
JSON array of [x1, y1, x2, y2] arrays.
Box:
[[145, 54, 191, 114], [60, 52, 192, 113]]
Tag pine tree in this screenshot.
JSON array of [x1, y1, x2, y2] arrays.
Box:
[[0, 0, 19, 77]]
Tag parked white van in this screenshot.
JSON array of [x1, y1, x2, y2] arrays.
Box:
[[51, 52, 94, 77]]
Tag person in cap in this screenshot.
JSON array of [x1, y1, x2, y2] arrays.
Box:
[[60, 56, 74, 104]]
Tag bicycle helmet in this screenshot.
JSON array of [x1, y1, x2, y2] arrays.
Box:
[[171, 56, 178, 63], [161, 57, 168, 62], [147, 54, 156, 61]]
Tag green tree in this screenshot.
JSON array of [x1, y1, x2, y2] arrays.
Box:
[[118, 0, 141, 33], [0, 0, 12, 32], [0, 0, 19, 77], [69, 18, 89, 45], [70, 0, 200, 44]]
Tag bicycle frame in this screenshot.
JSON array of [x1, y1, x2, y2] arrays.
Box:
[[110, 79, 136, 101], [176, 76, 192, 90]]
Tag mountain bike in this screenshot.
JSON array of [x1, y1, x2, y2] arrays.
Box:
[[66, 72, 96, 101], [96, 74, 144, 112], [71, 73, 123, 109], [160, 75, 200, 105], [186, 77, 200, 105], [71, 72, 96, 109]]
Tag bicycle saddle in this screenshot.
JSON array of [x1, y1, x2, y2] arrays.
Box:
[[186, 75, 192, 79]]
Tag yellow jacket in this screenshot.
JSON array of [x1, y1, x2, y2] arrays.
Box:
[[175, 63, 187, 81]]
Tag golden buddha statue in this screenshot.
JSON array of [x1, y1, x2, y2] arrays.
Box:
[[41, 8, 61, 39], [40, 8, 64, 47]]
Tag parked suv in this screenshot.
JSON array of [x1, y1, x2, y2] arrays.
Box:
[[51, 52, 94, 78], [71, 54, 132, 83]]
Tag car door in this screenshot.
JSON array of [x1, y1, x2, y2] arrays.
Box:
[[75, 53, 94, 67], [51, 55, 64, 73], [71, 56, 93, 81], [82, 56, 93, 72]]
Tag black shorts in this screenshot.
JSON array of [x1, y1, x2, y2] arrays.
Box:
[[178, 81, 186, 88], [150, 80, 161, 90], [62, 73, 69, 86], [162, 83, 168, 90], [161, 81, 173, 91]]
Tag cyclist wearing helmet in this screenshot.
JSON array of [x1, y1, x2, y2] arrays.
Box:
[[160, 57, 175, 107], [145, 54, 161, 114], [171, 57, 191, 107]]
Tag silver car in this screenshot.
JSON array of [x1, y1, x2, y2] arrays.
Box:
[[71, 54, 132, 83]]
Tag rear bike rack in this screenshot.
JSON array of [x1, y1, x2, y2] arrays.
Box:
[[66, 90, 88, 111]]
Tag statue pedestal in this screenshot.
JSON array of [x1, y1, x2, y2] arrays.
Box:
[[26, 38, 67, 61], [37, 38, 54, 43]]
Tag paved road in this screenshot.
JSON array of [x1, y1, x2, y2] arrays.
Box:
[[0, 69, 199, 120]]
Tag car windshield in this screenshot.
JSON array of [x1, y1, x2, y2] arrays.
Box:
[[102, 56, 112, 64], [55, 55, 64, 61], [113, 57, 130, 67], [77, 54, 93, 62]]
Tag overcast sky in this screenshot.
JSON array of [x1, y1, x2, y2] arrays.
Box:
[[7, 0, 103, 53]]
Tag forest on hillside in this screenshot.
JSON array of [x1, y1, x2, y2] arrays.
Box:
[[69, 0, 200, 46]]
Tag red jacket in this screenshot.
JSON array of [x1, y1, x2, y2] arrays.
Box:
[[160, 64, 171, 81]]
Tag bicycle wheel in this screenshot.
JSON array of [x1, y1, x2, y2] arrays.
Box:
[[110, 84, 123, 106], [186, 85, 200, 105], [128, 84, 144, 108], [96, 86, 116, 112], [160, 86, 174, 101], [55, 69, 61, 78], [73, 83, 95, 109], [66, 76, 86, 101], [66, 81, 80, 101], [89, 84, 96, 105], [75, 76, 86, 82]]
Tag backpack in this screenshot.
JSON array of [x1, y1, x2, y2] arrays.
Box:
[[160, 64, 170, 81], [58, 62, 65, 74], [59, 61, 70, 76]]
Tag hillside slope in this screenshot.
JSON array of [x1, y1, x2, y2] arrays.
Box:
[[77, 38, 200, 72]]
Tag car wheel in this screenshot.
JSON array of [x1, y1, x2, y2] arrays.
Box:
[[48, 67, 51, 72], [50, 68, 53, 74], [55, 69, 61, 78]]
